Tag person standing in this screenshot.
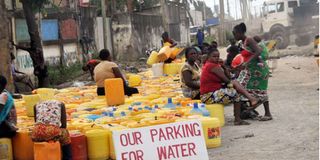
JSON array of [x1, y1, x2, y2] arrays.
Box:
[[161, 32, 177, 48], [233, 23, 272, 121], [196, 28, 205, 46], [10, 53, 34, 92]]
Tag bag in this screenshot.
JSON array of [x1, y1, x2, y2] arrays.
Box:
[[240, 101, 259, 120], [0, 120, 17, 137], [4, 120, 18, 132]]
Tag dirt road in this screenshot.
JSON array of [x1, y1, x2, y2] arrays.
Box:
[[207, 55, 319, 160]]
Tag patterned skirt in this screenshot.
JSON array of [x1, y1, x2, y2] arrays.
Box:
[[201, 87, 241, 104], [31, 123, 71, 145], [237, 69, 269, 100]]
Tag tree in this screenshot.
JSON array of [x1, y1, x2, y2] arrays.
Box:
[[0, 1, 14, 91], [192, 0, 214, 19], [15, 0, 50, 87]]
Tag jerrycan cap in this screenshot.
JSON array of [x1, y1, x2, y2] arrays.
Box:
[[193, 103, 199, 109], [144, 106, 150, 110], [168, 98, 173, 103], [132, 102, 142, 106]]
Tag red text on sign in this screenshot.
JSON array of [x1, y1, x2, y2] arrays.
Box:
[[157, 142, 197, 160], [121, 150, 144, 160], [150, 123, 201, 142], [120, 132, 143, 146]]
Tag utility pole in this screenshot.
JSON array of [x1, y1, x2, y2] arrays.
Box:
[[160, 0, 169, 32], [219, 0, 225, 45], [235, 0, 238, 19], [226, 0, 230, 18], [203, 0, 206, 27], [101, 0, 107, 49], [241, 0, 249, 21]]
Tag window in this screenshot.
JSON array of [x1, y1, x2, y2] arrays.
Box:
[[277, 2, 284, 12], [288, 1, 298, 8], [268, 3, 276, 13]]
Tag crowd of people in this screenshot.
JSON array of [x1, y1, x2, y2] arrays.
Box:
[[0, 22, 272, 159], [180, 23, 272, 124]]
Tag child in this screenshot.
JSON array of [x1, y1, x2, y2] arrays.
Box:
[[82, 59, 100, 80], [239, 47, 264, 67]]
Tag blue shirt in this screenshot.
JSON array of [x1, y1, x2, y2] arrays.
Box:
[[196, 31, 204, 45]]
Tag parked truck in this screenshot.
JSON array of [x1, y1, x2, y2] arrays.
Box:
[[261, 0, 319, 49]]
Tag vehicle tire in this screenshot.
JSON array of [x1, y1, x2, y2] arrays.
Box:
[[271, 31, 289, 49], [295, 35, 311, 46]]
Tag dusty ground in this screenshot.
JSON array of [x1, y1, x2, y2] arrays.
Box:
[[208, 45, 319, 160]]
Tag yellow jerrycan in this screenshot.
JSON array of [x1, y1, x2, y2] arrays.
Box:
[[206, 104, 225, 126], [104, 78, 125, 106], [147, 51, 160, 66], [36, 88, 56, 101], [0, 138, 13, 160], [23, 94, 41, 117], [104, 124, 128, 160], [200, 117, 221, 148], [85, 129, 109, 160]]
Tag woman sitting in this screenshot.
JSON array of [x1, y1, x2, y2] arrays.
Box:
[[31, 100, 72, 160], [180, 47, 201, 100], [0, 75, 17, 138], [94, 49, 139, 96], [200, 47, 263, 125]]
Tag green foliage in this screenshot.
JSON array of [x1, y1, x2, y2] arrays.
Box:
[[47, 62, 84, 86], [226, 31, 234, 41], [204, 35, 217, 44], [28, 0, 50, 10], [192, 0, 214, 19]]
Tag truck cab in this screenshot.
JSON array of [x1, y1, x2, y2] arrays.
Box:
[[261, 0, 300, 49], [262, 0, 299, 33]]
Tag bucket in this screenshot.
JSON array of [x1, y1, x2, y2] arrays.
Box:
[[151, 63, 164, 77]]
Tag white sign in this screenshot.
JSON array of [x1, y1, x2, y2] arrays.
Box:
[[113, 120, 209, 160]]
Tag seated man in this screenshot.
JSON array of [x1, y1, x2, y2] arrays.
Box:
[[10, 53, 34, 92], [94, 49, 139, 96]]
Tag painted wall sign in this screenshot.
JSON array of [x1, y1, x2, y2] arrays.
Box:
[[60, 19, 77, 40], [41, 19, 59, 41], [15, 19, 30, 42]]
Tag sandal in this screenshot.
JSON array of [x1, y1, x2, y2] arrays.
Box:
[[234, 120, 250, 125], [252, 115, 263, 120], [259, 116, 273, 121], [247, 98, 267, 110]]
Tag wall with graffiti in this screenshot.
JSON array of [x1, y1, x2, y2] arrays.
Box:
[[14, 17, 80, 74]]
